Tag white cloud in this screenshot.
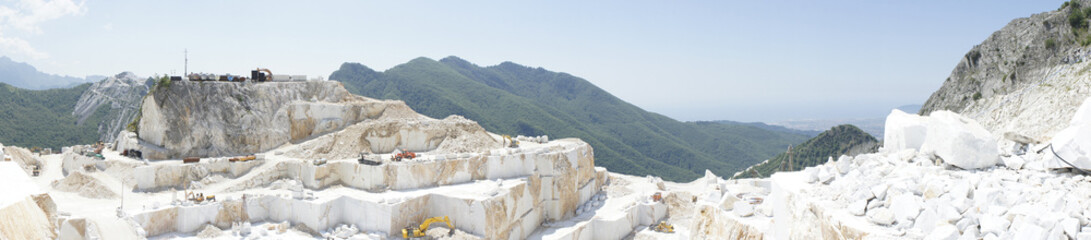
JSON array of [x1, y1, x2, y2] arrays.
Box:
[[0, 0, 86, 59], [101, 22, 111, 31], [0, 35, 48, 59]]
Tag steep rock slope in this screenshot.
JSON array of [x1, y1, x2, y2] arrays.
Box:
[[72, 72, 150, 143], [736, 124, 878, 178], [131, 80, 495, 159], [920, 1, 1091, 140], [330, 57, 810, 181]]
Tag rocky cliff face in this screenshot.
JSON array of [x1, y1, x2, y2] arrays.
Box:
[[920, 1, 1091, 140], [73, 72, 149, 143], [130, 80, 491, 159]]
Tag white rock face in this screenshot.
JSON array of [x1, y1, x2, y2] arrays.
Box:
[[920, 111, 1000, 169], [132, 81, 497, 159], [884, 109, 928, 151], [1048, 96, 1091, 170]]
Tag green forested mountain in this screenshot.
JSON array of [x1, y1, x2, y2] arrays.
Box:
[[330, 56, 810, 181], [736, 124, 878, 179], [0, 82, 111, 149]]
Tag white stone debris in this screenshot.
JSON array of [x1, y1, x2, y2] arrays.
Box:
[[884, 109, 928, 151], [920, 111, 1000, 169]]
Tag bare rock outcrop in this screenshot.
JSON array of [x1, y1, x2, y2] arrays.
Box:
[[73, 72, 150, 143], [130, 80, 491, 159], [920, 1, 1091, 139]]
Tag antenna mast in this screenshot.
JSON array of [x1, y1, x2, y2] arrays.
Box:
[[184, 49, 188, 76]]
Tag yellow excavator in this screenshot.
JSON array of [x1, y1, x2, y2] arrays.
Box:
[[654, 221, 674, 233], [502, 135, 519, 148], [402, 216, 453, 238]]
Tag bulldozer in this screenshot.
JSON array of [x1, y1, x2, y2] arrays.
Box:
[[653, 221, 674, 233], [402, 216, 453, 239], [502, 135, 519, 148], [391, 149, 417, 162]]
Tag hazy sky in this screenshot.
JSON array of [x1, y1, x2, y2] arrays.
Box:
[[0, 0, 1063, 122]]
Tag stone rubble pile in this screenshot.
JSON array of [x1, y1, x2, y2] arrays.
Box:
[[793, 107, 1091, 239]]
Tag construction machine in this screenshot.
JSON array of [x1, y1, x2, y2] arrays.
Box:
[[654, 221, 675, 233], [229, 155, 256, 162], [391, 149, 417, 162], [358, 153, 382, 166], [185, 191, 216, 203], [252, 68, 272, 82], [502, 135, 519, 148], [652, 192, 663, 202], [402, 216, 453, 239]]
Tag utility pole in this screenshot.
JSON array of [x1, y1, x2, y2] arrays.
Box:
[[788, 145, 793, 171], [184, 49, 188, 76]]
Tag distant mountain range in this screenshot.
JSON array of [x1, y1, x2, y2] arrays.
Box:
[[0, 56, 96, 90], [330, 56, 811, 181]]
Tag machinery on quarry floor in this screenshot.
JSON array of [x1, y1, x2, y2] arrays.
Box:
[[391, 150, 417, 162], [402, 216, 453, 239], [229, 155, 256, 162], [185, 190, 215, 203], [503, 135, 520, 148], [121, 149, 142, 159], [654, 221, 675, 233], [358, 153, 381, 166], [652, 192, 663, 202]]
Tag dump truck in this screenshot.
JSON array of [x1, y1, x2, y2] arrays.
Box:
[[391, 149, 417, 162], [403, 216, 453, 238]]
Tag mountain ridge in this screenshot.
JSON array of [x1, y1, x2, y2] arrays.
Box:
[[331, 56, 810, 181]]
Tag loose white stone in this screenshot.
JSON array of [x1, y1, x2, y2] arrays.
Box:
[[919, 111, 1000, 169], [818, 167, 835, 184], [884, 109, 928, 151], [1063, 218, 1080, 240], [733, 201, 754, 217], [804, 167, 819, 183], [1012, 224, 1045, 240], [1049, 96, 1091, 170], [957, 227, 978, 240], [1002, 155, 1026, 170], [924, 224, 959, 240], [1078, 232, 1091, 240], [871, 184, 889, 200], [979, 216, 1010, 236], [836, 155, 853, 174], [890, 194, 922, 222], [849, 200, 867, 216], [914, 208, 940, 233], [868, 207, 896, 226], [955, 217, 976, 233]]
